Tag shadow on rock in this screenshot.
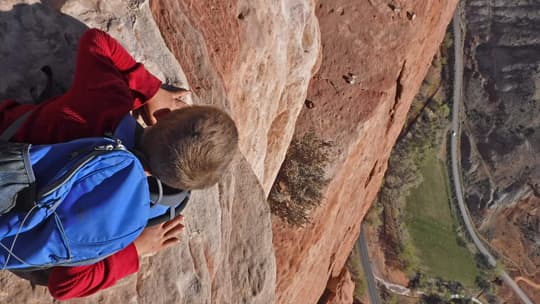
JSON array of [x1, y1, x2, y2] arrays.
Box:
[[0, 2, 87, 103], [0, 0, 87, 291]]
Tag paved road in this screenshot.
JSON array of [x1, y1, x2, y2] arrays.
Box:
[[450, 8, 533, 304], [358, 225, 381, 304], [374, 275, 412, 297]]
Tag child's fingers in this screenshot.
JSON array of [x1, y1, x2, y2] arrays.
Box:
[[164, 224, 184, 238], [161, 215, 184, 229], [161, 237, 181, 248]]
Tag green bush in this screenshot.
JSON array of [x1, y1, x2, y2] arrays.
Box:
[[474, 252, 493, 270], [346, 246, 367, 300], [475, 275, 491, 291], [269, 131, 333, 226]]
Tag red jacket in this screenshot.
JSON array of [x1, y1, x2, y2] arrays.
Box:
[[0, 29, 162, 300]]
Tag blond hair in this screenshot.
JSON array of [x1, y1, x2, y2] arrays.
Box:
[[140, 106, 238, 190]]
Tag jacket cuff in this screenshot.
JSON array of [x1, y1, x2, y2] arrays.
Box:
[[117, 243, 140, 276], [127, 63, 162, 109]]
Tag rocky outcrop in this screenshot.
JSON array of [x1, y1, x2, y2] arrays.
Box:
[[150, 0, 321, 194], [272, 1, 457, 303], [483, 196, 540, 303], [0, 0, 189, 104], [322, 268, 354, 304], [462, 0, 540, 212], [0, 1, 275, 303]]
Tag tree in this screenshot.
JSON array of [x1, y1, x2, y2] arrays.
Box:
[[474, 252, 493, 270], [421, 294, 445, 304], [475, 275, 491, 291], [269, 131, 333, 226]]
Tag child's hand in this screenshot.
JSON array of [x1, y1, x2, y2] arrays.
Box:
[[142, 88, 190, 125], [134, 215, 185, 258]]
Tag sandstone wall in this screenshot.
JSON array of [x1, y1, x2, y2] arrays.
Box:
[[272, 1, 457, 303], [150, 0, 321, 194]]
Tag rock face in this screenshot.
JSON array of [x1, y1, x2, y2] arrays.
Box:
[[319, 268, 354, 304], [0, 0, 458, 303], [0, 1, 275, 303], [462, 0, 540, 213], [272, 1, 457, 303], [0, 0, 189, 104], [150, 0, 321, 194]]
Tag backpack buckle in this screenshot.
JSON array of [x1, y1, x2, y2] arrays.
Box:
[[94, 139, 125, 151], [94, 145, 115, 151]]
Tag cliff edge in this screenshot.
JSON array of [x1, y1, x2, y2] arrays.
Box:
[[272, 1, 456, 303]]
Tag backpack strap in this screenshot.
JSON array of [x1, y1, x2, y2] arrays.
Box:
[[145, 194, 189, 227], [146, 176, 190, 227], [0, 111, 33, 142], [148, 176, 190, 207], [112, 115, 191, 226]]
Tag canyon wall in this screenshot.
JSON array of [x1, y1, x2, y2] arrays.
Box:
[[462, 1, 540, 302], [272, 1, 457, 303], [150, 0, 321, 195], [462, 0, 540, 216]]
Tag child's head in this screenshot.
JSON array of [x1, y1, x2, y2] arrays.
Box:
[[140, 105, 238, 190]]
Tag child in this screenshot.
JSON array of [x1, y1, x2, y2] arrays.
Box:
[[0, 28, 238, 300]]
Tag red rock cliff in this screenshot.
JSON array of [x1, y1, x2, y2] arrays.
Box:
[[150, 0, 457, 303], [272, 1, 457, 303]]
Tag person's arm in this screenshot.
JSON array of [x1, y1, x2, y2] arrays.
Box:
[[72, 29, 162, 110], [47, 215, 185, 300], [48, 244, 139, 300]]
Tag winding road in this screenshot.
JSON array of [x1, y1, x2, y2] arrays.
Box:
[[356, 5, 533, 304], [357, 226, 381, 304], [450, 8, 533, 304]]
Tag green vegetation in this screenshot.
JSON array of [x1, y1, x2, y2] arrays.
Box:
[[346, 245, 367, 301], [405, 152, 479, 287], [365, 29, 491, 300], [269, 131, 333, 226], [368, 54, 454, 273]]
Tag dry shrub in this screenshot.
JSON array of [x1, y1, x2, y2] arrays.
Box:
[[269, 131, 333, 226]]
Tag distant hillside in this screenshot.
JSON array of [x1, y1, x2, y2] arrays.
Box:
[[462, 1, 540, 302]]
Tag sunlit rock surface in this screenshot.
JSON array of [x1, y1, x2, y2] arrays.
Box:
[[272, 1, 457, 303]]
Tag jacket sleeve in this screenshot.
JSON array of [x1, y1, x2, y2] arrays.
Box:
[[48, 244, 140, 300], [74, 29, 162, 109]]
